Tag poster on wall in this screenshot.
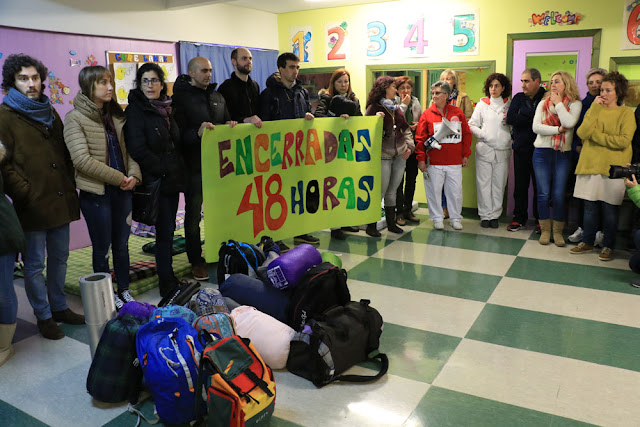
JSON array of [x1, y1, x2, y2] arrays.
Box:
[[402, 16, 431, 57], [290, 26, 313, 63], [366, 20, 389, 59], [112, 63, 136, 104], [452, 11, 479, 55], [622, 0, 640, 50], [325, 21, 350, 61]]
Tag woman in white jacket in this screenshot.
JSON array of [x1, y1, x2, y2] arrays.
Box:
[[469, 73, 512, 228]]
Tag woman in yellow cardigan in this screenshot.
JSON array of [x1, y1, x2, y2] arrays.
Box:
[[570, 72, 637, 261]]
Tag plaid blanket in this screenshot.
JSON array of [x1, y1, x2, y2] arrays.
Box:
[[110, 260, 157, 283]]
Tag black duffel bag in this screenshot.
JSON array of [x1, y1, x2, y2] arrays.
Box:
[[286, 299, 389, 388]]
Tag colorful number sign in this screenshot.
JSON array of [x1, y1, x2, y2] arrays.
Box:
[[290, 26, 313, 62], [367, 21, 388, 58], [403, 17, 429, 56], [202, 117, 383, 262], [623, 1, 640, 49], [326, 21, 350, 61], [452, 13, 479, 54]]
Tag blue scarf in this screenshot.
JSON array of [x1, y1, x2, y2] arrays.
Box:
[[3, 88, 55, 128], [380, 97, 398, 112]]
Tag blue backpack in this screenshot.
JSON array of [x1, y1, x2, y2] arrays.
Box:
[[135, 317, 206, 424], [217, 240, 266, 283]]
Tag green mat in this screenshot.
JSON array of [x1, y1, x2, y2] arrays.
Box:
[[64, 223, 205, 297]]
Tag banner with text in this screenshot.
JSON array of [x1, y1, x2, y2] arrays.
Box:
[[202, 117, 383, 262]]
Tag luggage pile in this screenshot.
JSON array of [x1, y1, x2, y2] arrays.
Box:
[[85, 236, 387, 425]]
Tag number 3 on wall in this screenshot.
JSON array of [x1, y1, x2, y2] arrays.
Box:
[[367, 21, 387, 57], [453, 14, 476, 53]]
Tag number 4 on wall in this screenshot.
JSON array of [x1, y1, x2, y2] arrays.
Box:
[[404, 18, 429, 55]]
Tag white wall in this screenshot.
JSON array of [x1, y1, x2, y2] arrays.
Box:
[[0, 0, 279, 49]]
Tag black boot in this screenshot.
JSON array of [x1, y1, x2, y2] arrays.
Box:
[[366, 222, 381, 237], [385, 206, 403, 234]]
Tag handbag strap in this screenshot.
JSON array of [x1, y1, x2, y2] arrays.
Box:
[[318, 353, 389, 386]]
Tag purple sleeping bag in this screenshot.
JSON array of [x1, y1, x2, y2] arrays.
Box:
[[218, 274, 291, 323], [266, 244, 322, 290]]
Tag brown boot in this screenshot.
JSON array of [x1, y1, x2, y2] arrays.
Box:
[[0, 323, 16, 367], [396, 212, 406, 226], [538, 219, 552, 245], [553, 221, 565, 247]]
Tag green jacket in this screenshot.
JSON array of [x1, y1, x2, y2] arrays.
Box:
[[0, 141, 25, 255], [628, 184, 640, 208], [0, 104, 80, 232]]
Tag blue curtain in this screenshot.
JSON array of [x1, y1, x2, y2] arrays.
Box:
[[178, 41, 278, 91]]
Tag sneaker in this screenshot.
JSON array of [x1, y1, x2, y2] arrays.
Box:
[[37, 318, 65, 340], [341, 226, 360, 232], [594, 231, 604, 247], [433, 221, 445, 230], [481, 220, 490, 228], [192, 263, 209, 281], [489, 219, 499, 229], [599, 247, 613, 261], [51, 308, 85, 325], [507, 221, 523, 232], [331, 229, 346, 240], [570, 242, 594, 254], [114, 293, 125, 311], [568, 227, 583, 243], [119, 289, 135, 303], [631, 277, 640, 288], [451, 220, 463, 230], [276, 240, 290, 253], [294, 234, 320, 245]]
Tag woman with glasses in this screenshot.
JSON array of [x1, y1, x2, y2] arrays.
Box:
[[531, 71, 581, 246], [364, 76, 414, 237], [64, 66, 141, 309], [415, 81, 472, 230], [125, 63, 189, 305]]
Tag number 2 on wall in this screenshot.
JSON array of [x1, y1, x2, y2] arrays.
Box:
[[327, 26, 347, 60], [367, 21, 387, 57], [404, 18, 428, 54], [627, 4, 640, 45], [453, 14, 476, 53]]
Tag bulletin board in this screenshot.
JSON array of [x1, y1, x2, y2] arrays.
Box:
[[106, 50, 178, 106]]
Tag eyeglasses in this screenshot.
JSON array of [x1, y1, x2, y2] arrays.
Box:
[[141, 78, 161, 85], [431, 91, 444, 96]]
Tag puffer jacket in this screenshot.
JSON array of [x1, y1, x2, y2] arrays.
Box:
[[64, 91, 141, 194], [259, 73, 311, 121], [0, 141, 25, 255], [314, 89, 362, 117]]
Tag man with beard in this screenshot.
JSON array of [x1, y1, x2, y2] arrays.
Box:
[[218, 47, 262, 128], [172, 57, 236, 280]]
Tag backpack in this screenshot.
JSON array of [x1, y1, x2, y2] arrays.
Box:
[[193, 313, 237, 340], [150, 305, 198, 325], [196, 334, 276, 427], [136, 317, 206, 424], [287, 299, 389, 388], [288, 262, 350, 331], [217, 240, 266, 283], [86, 314, 145, 403], [188, 288, 229, 316]]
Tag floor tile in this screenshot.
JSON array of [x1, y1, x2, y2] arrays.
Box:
[[349, 280, 486, 338], [311, 230, 396, 256], [377, 240, 517, 276], [348, 257, 501, 302], [433, 339, 640, 426], [518, 239, 631, 270], [398, 226, 526, 255], [506, 257, 638, 295], [405, 386, 594, 427], [0, 400, 49, 427], [489, 277, 640, 328], [272, 368, 429, 427], [466, 304, 640, 372]]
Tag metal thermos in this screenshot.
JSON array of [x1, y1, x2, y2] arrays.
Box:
[[79, 273, 116, 358]]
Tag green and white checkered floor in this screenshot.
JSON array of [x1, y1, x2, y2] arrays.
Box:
[[2, 206, 640, 426]]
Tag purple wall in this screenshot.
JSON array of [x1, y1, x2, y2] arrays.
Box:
[[0, 26, 179, 250]]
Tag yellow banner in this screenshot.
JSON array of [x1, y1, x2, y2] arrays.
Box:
[[201, 116, 383, 262]]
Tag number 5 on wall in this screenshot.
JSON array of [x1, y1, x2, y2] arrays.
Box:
[[453, 14, 477, 53]]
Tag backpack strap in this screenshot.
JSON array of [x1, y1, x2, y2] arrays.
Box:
[[128, 401, 160, 426], [318, 353, 389, 387]]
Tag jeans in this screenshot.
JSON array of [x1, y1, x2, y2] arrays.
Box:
[[23, 224, 70, 320], [396, 152, 419, 214], [184, 173, 205, 266], [583, 200, 619, 249], [532, 148, 572, 221], [629, 230, 640, 273], [156, 191, 179, 297], [512, 148, 538, 225], [0, 253, 17, 324], [79, 186, 132, 291], [381, 156, 406, 207]]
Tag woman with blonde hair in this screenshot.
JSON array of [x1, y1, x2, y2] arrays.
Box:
[[532, 70, 582, 246], [440, 69, 473, 120]]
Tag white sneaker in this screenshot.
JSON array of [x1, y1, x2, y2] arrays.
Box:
[[594, 231, 604, 247], [114, 293, 124, 311], [433, 221, 445, 230], [451, 220, 463, 230], [568, 227, 583, 243]]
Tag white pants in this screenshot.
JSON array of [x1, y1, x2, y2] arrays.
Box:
[[424, 164, 463, 223], [475, 157, 509, 221]]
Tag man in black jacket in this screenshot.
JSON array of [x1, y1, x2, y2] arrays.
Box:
[[172, 57, 236, 280], [506, 68, 546, 232], [259, 52, 319, 247], [218, 48, 262, 127]]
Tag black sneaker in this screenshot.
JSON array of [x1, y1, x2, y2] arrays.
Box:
[[331, 229, 347, 240], [294, 234, 320, 245], [114, 293, 125, 311], [507, 221, 523, 232], [276, 240, 290, 253], [119, 289, 135, 303], [631, 278, 640, 288], [481, 220, 490, 228], [490, 219, 499, 229]]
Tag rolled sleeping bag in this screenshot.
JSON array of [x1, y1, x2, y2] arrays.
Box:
[[266, 244, 322, 290], [218, 274, 291, 323], [321, 251, 343, 269]]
